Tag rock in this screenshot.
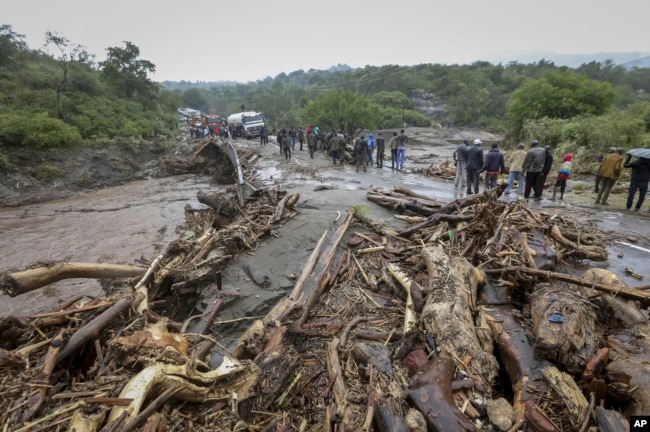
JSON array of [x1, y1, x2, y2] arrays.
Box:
[[486, 398, 515, 432]]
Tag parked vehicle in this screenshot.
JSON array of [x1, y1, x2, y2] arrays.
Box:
[[227, 112, 265, 138]]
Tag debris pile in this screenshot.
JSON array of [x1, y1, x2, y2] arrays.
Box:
[[2, 167, 650, 431]]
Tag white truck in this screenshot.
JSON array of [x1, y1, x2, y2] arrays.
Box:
[[227, 111, 265, 138]]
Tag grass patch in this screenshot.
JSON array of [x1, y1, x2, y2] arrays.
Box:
[[34, 163, 65, 183]]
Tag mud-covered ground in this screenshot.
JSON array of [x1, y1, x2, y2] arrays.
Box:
[[2, 125, 650, 342]]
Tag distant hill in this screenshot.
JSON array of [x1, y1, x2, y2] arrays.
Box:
[[482, 50, 650, 69]]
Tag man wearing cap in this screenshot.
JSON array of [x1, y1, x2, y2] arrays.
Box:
[[480, 142, 505, 190], [522, 140, 546, 200], [595, 148, 624, 206], [466, 139, 484, 195]]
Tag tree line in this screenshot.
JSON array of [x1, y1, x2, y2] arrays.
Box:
[[2, 22, 649, 175]]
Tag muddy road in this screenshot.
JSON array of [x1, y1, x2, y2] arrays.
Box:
[[2, 132, 650, 336]]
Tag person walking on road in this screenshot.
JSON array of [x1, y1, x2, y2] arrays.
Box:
[[354, 135, 367, 173], [281, 132, 292, 160], [480, 142, 505, 190], [537, 146, 554, 198], [307, 132, 316, 158], [466, 139, 484, 195], [504, 143, 527, 195], [623, 153, 650, 211], [396, 129, 408, 170], [552, 153, 573, 200], [453, 140, 469, 189], [375, 133, 385, 168], [298, 128, 305, 151], [595, 148, 624, 206], [522, 140, 546, 200], [389, 132, 399, 169]]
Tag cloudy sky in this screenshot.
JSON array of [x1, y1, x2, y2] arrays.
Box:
[[4, 0, 649, 83]]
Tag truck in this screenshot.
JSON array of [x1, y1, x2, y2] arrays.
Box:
[[227, 111, 265, 138]]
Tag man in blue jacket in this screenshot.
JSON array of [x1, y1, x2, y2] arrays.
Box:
[[624, 154, 650, 211], [480, 142, 505, 190]]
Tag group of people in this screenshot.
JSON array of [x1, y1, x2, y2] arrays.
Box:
[[595, 147, 650, 211], [268, 126, 410, 171], [453, 138, 650, 211]]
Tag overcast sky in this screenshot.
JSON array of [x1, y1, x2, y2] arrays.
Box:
[[4, 0, 650, 83]]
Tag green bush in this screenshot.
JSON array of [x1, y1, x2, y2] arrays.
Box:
[[0, 111, 82, 148], [33, 162, 65, 182], [0, 148, 14, 173]]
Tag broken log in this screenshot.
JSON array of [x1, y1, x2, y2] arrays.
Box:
[[406, 357, 475, 432], [485, 266, 650, 306], [2, 262, 146, 297], [548, 225, 607, 261], [421, 245, 499, 388], [529, 286, 598, 374], [397, 186, 503, 237]]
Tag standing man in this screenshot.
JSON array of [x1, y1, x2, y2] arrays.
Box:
[[281, 131, 292, 160], [595, 148, 623, 206], [389, 132, 399, 169], [289, 127, 297, 151], [366, 133, 376, 167], [537, 146, 554, 198], [623, 153, 650, 211], [259, 125, 268, 146], [465, 139, 484, 195], [307, 131, 316, 159], [329, 131, 339, 165], [504, 143, 527, 195], [354, 135, 367, 173], [298, 127, 305, 151], [375, 132, 385, 168], [337, 132, 347, 165], [480, 142, 505, 190], [396, 129, 408, 170], [453, 140, 469, 189], [522, 140, 546, 200]]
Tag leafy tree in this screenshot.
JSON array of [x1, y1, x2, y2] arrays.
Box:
[[100, 42, 157, 100], [0, 24, 27, 69], [182, 88, 207, 111], [299, 89, 378, 138], [0, 111, 81, 147], [44, 31, 94, 120], [370, 91, 411, 110], [506, 70, 617, 139]]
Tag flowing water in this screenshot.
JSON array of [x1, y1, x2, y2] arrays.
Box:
[[0, 175, 216, 316]]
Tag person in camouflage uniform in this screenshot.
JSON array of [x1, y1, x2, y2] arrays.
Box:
[[329, 130, 339, 165], [354, 135, 367, 172], [282, 133, 292, 160], [375, 132, 385, 168], [337, 133, 347, 165], [307, 133, 316, 159]]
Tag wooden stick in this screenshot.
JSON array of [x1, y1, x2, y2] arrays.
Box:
[[3, 263, 146, 297], [485, 266, 650, 305]]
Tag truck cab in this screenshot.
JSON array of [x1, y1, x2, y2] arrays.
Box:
[[227, 112, 265, 138]]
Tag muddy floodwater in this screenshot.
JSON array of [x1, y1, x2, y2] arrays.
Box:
[[2, 138, 650, 324], [0, 175, 216, 316]]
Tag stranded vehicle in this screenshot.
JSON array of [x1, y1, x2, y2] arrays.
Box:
[[227, 111, 265, 138]]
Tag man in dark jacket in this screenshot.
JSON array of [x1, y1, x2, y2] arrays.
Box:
[[466, 139, 484, 195], [624, 154, 650, 211], [522, 140, 546, 200], [536, 145, 554, 198], [480, 142, 505, 190]]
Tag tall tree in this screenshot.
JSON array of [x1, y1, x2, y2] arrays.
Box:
[[44, 31, 93, 120], [100, 41, 157, 100], [0, 24, 27, 69], [506, 70, 617, 139], [299, 89, 377, 138]]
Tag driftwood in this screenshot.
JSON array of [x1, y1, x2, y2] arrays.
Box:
[[421, 245, 499, 388], [406, 357, 475, 432], [398, 185, 504, 237], [2, 262, 146, 297], [529, 286, 598, 374], [486, 265, 650, 306]]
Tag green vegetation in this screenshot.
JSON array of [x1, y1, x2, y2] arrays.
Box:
[[2, 22, 650, 180], [0, 24, 179, 163]]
